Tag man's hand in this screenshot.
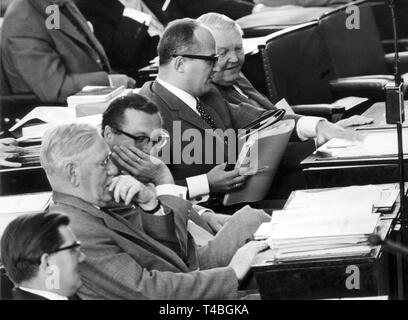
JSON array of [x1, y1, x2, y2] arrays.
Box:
[[108, 74, 136, 88], [201, 211, 231, 233], [229, 241, 269, 282], [108, 175, 158, 209], [112, 145, 174, 185], [0, 138, 24, 168], [315, 120, 362, 147], [207, 163, 248, 193], [336, 115, 374, 128]]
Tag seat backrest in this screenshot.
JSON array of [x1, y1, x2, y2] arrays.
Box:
[[368, 0, 408, 51], [262, 21, 334, 105], [0, 266, 14, 300], [318, 0, 388, 78]]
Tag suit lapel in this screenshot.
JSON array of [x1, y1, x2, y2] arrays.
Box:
[[152, 81, 211, 131], [51, 192, 191, 271], [29, 0, 110, 70], [152, 81, 229, 150]]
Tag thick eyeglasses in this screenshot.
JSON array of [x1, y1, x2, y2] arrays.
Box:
[[48, 241, 81, 254], [172, 54, 219, 65], [111, 126, 169, 147]]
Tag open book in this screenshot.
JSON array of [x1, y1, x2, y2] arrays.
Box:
[[222, 117, 295, 206]]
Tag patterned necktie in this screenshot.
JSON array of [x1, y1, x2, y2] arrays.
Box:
[[196, 98, 217, 130], [196, 98, 230, 146]]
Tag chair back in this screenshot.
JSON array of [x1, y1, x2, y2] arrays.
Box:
[[318, 0, 388, 78], [262, 21, 334, 105]]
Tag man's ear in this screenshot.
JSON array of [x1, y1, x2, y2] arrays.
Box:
[[173, 56, 185, 73], [104, 125, 113, 144], [39, 253, 51, 273], [66, 162, 80, 187]]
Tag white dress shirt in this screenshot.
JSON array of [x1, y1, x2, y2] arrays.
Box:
[[157, 78, 211, 203], [18, 287, 68, 300]]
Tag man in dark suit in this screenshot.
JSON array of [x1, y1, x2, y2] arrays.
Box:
[[139, 18, 358, 203], [1, 212, 86, 300], [1, 0, 134, 102], [40, 122, 269, 299], [76, 0, 256, 78]]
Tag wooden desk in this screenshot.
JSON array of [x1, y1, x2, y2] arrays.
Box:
[[251, 184, 399, 299], [301, 101, 408, 188]]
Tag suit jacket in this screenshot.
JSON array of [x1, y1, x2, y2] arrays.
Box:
[[1, 0, 111, 102], [49, 191, 238, 300], [76, 0, 157, 76], [216, 74, 303, 121], [142, 0, 254, 24], [12, 288, 48, 300], [256, 0, 350, 7], [76, 0, 254, 76], [139, 80, 301, 185]]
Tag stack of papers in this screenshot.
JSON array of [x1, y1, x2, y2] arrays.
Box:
[[254, 185, 387, 262]]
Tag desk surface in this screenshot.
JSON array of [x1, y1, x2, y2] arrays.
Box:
[[301, 102, 408, 187], [251, 183, 399, 299], [252, 183, 399, 269]]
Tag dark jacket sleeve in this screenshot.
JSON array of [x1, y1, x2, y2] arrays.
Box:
[[177, 0, 255, 20], [76, 0, 152, 71]]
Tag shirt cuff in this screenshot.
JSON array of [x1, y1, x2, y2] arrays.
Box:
[[192, 204, 215, 216], [153, 206, 166, 216], [155, 184, 187, 199], [186, 174, 210, 203], [252, 3, 265, 13], [296, 116, 325, 141], [107, 75, 113, 87]]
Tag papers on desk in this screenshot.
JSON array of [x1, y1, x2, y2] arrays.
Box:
[[0, 192, 52, 236], [253, 185, 392, 262], [9, 106, 103, 142], [316, 128, 408, 159]]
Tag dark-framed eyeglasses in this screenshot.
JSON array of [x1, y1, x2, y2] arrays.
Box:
[[48, 241, 81, 254], [172, 54, 219, 65], [111, 126, 169, 147]]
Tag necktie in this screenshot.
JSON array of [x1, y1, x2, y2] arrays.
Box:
[[196, 98, 230, 147], [196, 98, 217, 130]]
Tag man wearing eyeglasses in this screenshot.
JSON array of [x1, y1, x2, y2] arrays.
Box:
[[1, 212, 85, 300], [139, 18, 365, 206], [40, 122, 270, 299]]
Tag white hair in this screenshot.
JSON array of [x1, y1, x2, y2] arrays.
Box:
[[40, 123, 100, 177], [197, 12, 243, 36]]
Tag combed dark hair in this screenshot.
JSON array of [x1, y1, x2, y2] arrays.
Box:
[[0, 212, 70, 285], [158, 18, 202, 66], [102, 94, 159, 132]]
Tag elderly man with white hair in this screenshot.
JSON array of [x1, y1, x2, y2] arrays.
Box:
[[198, 12, 373, 132], [40, 122, 269, 300]]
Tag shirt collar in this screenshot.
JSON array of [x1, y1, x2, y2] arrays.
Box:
[[18, 287, 68, 300], [156, 78, 199, 114]]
